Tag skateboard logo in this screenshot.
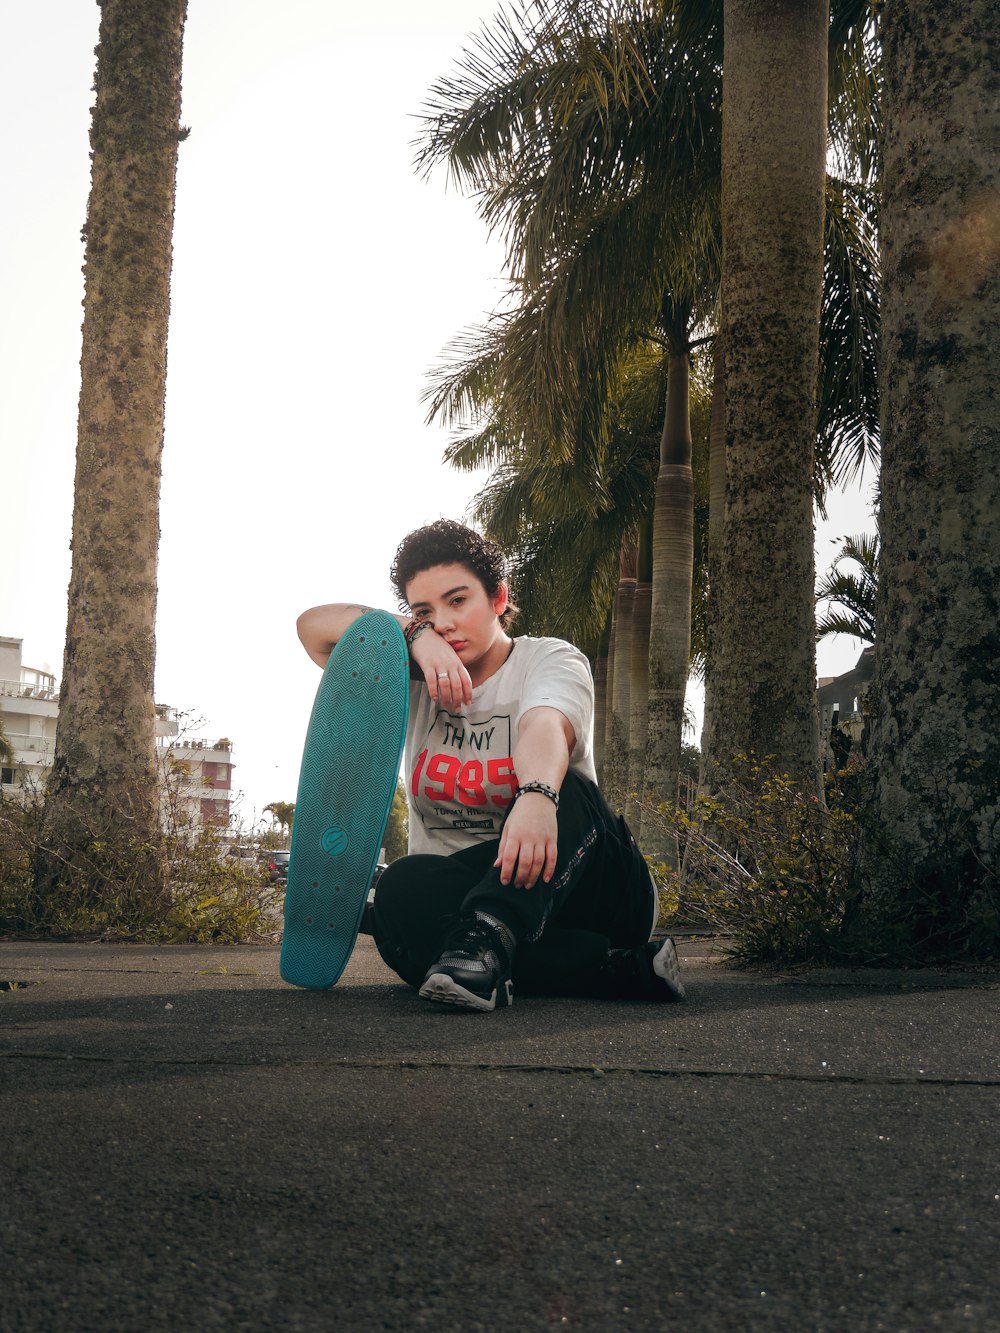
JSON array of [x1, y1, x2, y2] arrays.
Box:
[[321, 826, 349, 856]]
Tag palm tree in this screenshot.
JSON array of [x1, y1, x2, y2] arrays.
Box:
[[38, 0, 189, 912], [435, 319, 713, 826], [605, 544, 638, 812], [264, 801, 296, 844], [420, 0, 879, 825], [443, 360, 658, 652], [710, 0, 830, 799], [443, 348, 655, 808], [816, 532, 878, 643], [420, 1, 719, 848], [625, 509, 653, 825], [703, 173, 880, 767], [642, 303, 696, 854], [868, 0, 999, 945]]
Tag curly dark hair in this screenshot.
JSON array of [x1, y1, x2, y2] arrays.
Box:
[[389, 519, 518, 628]]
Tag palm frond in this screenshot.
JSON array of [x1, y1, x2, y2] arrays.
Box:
[[828, 0, 880, 189], [815, 530, 879, 642], [416, 0, 722, 289], [442, 421, 522, 473], [816, 605, 876, 643], [817, 176, 880, 486], [423, 318, 509, 430], [460, 341, 714, 661]]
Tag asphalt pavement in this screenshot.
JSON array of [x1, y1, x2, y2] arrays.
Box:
[[2, 935, 998, 1333]]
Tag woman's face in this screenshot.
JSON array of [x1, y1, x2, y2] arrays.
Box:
[[404, 562, 509, 675]]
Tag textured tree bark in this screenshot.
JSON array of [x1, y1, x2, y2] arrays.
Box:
[[625, 508, 653, 835], [699, 330, 727, 784], [592, 613, 611, 783], [39, 0, 188, 910], [602, 584, 618, 786], [869, 0, 999, 937], [712, 0, 827, 796], [603, 544, 637, 813], [643, 350, 694, 862]]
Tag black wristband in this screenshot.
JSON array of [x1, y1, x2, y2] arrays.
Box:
[[512, 780, 559, 810]]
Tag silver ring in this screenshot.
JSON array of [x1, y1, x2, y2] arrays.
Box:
[[437, 671, 449, 678]]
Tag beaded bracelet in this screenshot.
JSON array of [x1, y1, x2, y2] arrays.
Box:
[[512, 780, 559, 810], [404, 617, 434, 648]]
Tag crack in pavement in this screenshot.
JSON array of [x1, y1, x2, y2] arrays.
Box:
[[3, 966, 998, 993], [0, 967, 261, 978], [1, 1049, 997, 1087]]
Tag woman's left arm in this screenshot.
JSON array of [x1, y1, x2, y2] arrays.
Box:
[[495, 706, 576, 890]]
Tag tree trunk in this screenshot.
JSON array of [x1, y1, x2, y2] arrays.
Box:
[[625, 508, 654, 834], [592, 611, 612, 783], [699, 330, 727, 783], [602, 583, 618, 786], [39, 0, 188, 914], [603, 543, 637, 813], [712, 0, 827, 796], [643, 349, 694, 863], [868, 0, 999, 948]]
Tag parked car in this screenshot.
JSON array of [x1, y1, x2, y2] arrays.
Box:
[[223, 843, 261, 870], [266, 850, 291, 884]]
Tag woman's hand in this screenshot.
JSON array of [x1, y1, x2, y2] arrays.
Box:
[[409, 628, 473, 707], [497, 707, 574, 889], [495, 792, 558, 889]]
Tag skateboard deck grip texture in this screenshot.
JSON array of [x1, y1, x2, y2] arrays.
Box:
[[280, 611, 409, 989]]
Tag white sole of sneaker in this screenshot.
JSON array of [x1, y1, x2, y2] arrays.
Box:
[[418, 973, 513, 1012], [652, 938, 686, 1000]]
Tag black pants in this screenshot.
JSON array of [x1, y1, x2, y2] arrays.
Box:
[[372, 773, 656, 997]]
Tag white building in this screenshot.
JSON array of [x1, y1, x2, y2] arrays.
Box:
[[0, 636, 58, 795], [155, 705, 236, 831], [817, 645, 874, 764], [0, 636, 235, 830]]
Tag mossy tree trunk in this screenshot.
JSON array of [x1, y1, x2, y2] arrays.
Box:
[[642, 346, 695, 862], [867, 0, 999, 949], [625, 506, 653, 835], [699, 330, 726, 780], [592, 610, 612, 784], [38, 0, 188, 915], [603, 543, 637, 814], [711, 0, 827, 796]]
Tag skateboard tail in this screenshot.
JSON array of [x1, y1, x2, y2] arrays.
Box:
[[280, 611, 409, 989]]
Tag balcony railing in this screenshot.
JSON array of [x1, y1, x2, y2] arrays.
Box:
[[0, 678, 58, 701], [159, 737, 233, 754], [3, 733, 56, 758]]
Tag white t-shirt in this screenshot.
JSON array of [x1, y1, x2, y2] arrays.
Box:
[[405, 636, 597, 856]]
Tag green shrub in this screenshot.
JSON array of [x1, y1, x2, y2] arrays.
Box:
[[656, 755, 860, 969], [161, 827, 284, 943], [0, 786, 282, 943]]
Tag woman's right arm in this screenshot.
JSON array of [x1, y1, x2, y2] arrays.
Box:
[[296, 603, 401, 668], [296, 603, 473, 705]]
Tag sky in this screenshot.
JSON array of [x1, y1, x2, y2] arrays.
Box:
[[1, 0, 876, 826]]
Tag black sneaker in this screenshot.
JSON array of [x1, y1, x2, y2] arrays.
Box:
[[595, 937, 686, 1002], [419, 912, 516, 1012]]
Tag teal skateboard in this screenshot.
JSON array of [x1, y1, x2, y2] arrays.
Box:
[[280, 611, 409, 989]]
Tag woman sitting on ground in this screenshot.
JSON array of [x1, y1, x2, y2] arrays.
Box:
[[296, 519, 684, 1013]]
